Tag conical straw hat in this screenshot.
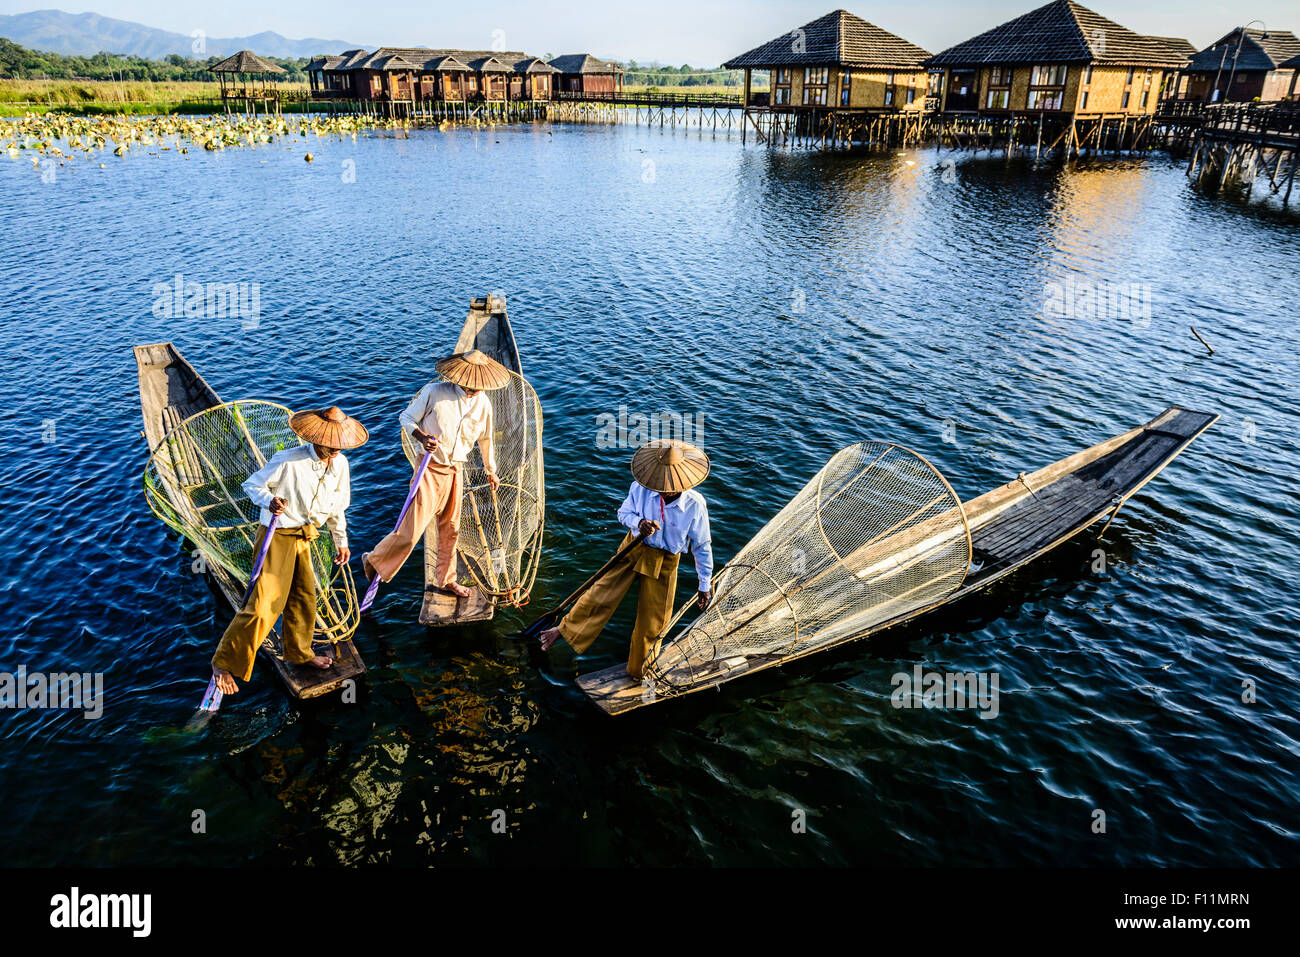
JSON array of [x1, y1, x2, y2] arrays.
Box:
[[290, 406, 369, 449], [435, 350, 511, 391], [631, 440, 710, 494]]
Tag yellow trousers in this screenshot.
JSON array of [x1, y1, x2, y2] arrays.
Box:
[[368, 460, 462, 587], [558, 531, 680, 679], [212, 525, 318, 681]]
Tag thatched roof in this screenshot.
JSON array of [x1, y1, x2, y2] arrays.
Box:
[[926, 0, 1185, 67], [1187, 29, 1300, 73], [517, 56, 560, 74], [548, 53, 623, 74], [208, 50, 286, 74], [724, 9, 930, 70], [427, 54, 471, 72], [331, 47, 553, 74], [1147, 36, 1197, 66]]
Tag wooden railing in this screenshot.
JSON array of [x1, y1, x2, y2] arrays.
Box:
[[553, 90, 744, 107], [1196, 103, 1300, 139]]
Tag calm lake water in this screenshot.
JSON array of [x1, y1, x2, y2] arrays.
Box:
[[1, 119, 1297, 866]]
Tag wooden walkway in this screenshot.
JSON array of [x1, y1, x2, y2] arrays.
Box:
[[1177, 103, 1300, 201]]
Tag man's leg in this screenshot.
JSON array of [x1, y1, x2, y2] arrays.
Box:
[[627, 557, 679, 679], [367, 462, 438, 582], [432, 464, 463, 588], [281, 535, 328, 668], [211, 526, 292, 690], [552, 551, 638, 655]]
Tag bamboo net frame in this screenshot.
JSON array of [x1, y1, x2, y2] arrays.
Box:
[[644, 442, 971, 692], [142, 399, 359, 644]]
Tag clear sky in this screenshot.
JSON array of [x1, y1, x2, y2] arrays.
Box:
[[1, 1, 1295, 65]]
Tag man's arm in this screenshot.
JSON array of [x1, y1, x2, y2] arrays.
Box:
[[399, 382, 433, 437], [689, 499, 714, 595], [617, 484, 642, 533], [242, 453, 285, 511], [476, 398, 498, 474], [324, 459, 350, 549], [617, 484, 659, 538]]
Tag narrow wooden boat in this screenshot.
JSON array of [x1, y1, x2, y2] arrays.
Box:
[[416, 297, 538, 629], [134, 342, 366, 699], [577, 405, 1218, 716], [455, 292, 522, 375]]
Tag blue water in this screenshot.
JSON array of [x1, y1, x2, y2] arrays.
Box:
[[1, 119, 1297, 866]]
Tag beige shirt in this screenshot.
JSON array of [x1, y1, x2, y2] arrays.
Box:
[[242, 444, 351, 547], [399, 381, 497, 472]]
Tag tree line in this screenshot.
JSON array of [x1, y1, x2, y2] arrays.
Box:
[[619, 62, 746, 88], [0, 38, 311, 82]]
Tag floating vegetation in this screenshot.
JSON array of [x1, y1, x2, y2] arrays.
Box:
[[0, 112, 416, 168]]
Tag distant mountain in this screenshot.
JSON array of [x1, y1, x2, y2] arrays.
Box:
[[0, 9, 366, 59]]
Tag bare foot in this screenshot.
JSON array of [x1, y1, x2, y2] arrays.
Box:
[[303, 655, 333, 670], [538, 627, 562, 651], [212, 666, 238, 695], [361, 552, 376, 582], [445, 581, 472, 598]]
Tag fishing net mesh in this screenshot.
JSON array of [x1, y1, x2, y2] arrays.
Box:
[[645, 442, 971, 690], [143, 400, 359, 644], [402, 370, 545, 606]]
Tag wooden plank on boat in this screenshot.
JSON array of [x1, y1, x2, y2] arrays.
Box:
[[455, 294, 522, 376], [135, 341, 368, 701], [577, 404, 1218, 716], [280, 636, 366, 699], [575, 665, 645, 716], [417, 527, 494, 626]]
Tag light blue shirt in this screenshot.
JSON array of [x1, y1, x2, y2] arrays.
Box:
[[617, 481, 714, 592]]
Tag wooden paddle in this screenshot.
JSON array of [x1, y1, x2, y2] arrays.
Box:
[[187, 514, 279, 728], [513, 529, 651, 642], [360, 450, 433, 613]]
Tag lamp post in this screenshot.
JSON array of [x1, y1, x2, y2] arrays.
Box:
[[1224, 20, 1268, 103]]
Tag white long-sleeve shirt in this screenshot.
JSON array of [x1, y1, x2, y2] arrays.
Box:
[[617, 481, 714, 592], [242, 444, 351, 547], [398, 382, 497, 472]]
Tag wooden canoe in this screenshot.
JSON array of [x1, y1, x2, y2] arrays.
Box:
[[414, 294, 517, 626], [134, 342, 366, 699], [577, 405, 1218, 716], [455, 292, 522, 376]]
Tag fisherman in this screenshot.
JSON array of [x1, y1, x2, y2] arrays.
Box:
[[539, 440, 714, 679], [211, 406, 367, 695], [362, 350, 507, 597]]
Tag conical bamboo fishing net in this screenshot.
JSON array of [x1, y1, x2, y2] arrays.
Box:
[[401, 370, 545, 606], [143, 400, 359, 644], [645, 442, 971, 691]]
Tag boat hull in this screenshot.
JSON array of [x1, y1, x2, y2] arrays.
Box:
[[577, 405, 1218, 716]]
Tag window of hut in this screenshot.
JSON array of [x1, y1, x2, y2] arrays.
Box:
[[986, 67, 1012, 109], [840, 73, 851, 106], [803, 67, 828, 105]]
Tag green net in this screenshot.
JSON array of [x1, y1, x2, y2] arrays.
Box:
[[402, 370, 545, 606], [143, 399, 359, 643]]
